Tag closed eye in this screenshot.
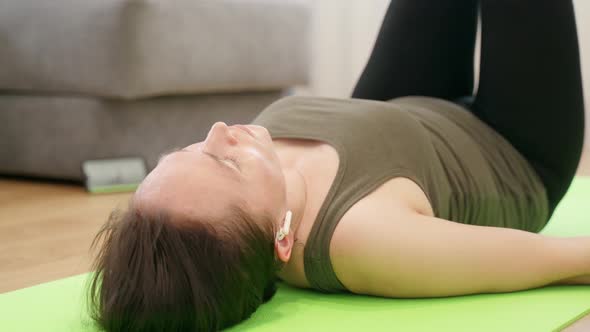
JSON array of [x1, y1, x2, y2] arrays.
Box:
[[201, 151, 241, 173], [223, 156, 241, 171]]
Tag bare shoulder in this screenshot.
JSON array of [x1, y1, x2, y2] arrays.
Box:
[[329, 177, 434, 294]]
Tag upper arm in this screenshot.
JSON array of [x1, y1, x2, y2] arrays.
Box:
[[330, 198, 576, 298]]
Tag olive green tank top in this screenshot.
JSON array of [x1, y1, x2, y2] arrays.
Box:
[[252, 95, 549, 293]]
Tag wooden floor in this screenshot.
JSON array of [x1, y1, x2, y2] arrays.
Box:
[[0, 180, 132, 293], [0, 148, 589, 331]]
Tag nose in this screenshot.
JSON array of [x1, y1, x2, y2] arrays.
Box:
[[203, 122, 238, 153]]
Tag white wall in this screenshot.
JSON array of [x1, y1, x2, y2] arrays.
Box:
[[307, 0, 590, 149], [306, 0, 390, 97]]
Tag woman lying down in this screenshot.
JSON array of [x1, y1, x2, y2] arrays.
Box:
[[87, 0, 589, 331]]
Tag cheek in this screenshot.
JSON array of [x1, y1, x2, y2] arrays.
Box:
[[240, 141, 284, 192], [245, 155, 285, 202], [242, 144, 281, 175], [250, 159, 284, 192]]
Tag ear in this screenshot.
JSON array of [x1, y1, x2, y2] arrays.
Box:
[[274, 232, 293, 263]]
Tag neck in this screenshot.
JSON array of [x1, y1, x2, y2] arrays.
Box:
[[282, 166, 308, 239]]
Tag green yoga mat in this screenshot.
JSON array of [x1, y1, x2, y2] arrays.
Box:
[[1, 177, 590, 332]]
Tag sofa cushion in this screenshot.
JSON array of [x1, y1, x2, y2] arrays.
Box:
[[0, 0, 310, 99]]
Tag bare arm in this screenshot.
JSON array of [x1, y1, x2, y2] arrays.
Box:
[[331, 202, 590, 298]]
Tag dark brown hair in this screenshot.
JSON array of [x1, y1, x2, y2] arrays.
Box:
[[87, 202, 282, 331]]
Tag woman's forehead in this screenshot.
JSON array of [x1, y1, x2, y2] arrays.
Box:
[[135, 159, 242, 219]]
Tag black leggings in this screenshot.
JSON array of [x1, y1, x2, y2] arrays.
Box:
[[352, 0, 586, 219]]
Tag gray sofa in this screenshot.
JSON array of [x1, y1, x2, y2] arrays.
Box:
[[0, 0, 310, 181]]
